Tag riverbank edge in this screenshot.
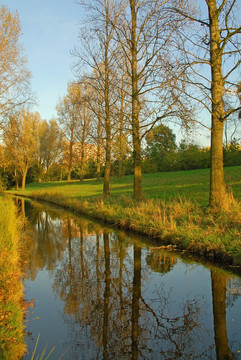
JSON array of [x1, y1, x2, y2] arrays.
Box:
[[0, 197, 26, 359], [7, 190, 241, 270]]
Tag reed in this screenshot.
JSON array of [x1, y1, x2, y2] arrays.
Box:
[[30, 334, 55, 360]]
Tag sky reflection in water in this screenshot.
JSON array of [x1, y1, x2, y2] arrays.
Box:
[[19, 198, 241, 360]]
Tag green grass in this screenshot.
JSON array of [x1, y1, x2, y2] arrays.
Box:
[[6, 166, 241, 267], [10, 166, 241, 205]]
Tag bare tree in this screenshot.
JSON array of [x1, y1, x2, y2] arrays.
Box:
[[73, 0, 122, 196], [112, 67, 132, 180], [113, 0, 190, 200], [0, 6, 33, 129], [75, 78, 92, 181], [57, 83, 82, 181], [83, 74, 105, 180], [171, 0, 241, 207]]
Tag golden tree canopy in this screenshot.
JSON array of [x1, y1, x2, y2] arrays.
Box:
[[0, 6, 32, 128]]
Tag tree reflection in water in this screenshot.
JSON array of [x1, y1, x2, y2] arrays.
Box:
[[211, 271, 232, 360], [22, 200, 241, 360]]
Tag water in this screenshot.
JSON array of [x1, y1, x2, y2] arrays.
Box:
[[17, 198, 241, 359]]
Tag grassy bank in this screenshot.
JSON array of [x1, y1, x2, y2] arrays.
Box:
[[7, 166, 241, 267], [0, 198, 26, 359]]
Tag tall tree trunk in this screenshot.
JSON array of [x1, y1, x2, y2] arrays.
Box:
[[97, 145, 101, 181], [96, 114, 102, 181], [67, 170, 71, 182], [21, 166, 28, 190], [207, 0, 227, 207], [67, 140, 73, 182], [79, 139, 85, 182], [103, 9, 111, 197], [210, 120, 225, 206], [130, 0, 142, 200], [103, 100, 111, 196], [14, 167, 19, 190], [118, 80, 124, 180], [211, 270, 232, 360], [80, 108, 87, 182]]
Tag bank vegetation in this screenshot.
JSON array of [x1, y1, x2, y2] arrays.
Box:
[[8, 166, 241, 268], [0, 198, 26, 359]]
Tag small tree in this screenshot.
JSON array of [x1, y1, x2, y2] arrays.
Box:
[[38, 119, 64, 181], [4, 110, 40, 189], [57, 83, 82, 181], [145, 124, 177, 172]]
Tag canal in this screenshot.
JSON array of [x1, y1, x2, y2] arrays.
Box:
[[17, 198, 241, 359]]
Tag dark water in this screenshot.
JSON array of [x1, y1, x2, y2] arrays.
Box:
[[17, 198, 241, 359]]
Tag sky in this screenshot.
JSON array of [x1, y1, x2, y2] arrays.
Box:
[[4, 0, 213, 146], [5, 0, 82, 120]]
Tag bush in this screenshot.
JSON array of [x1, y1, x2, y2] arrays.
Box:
[[224, 143, 241, 166], [0, 169, 14, 190]]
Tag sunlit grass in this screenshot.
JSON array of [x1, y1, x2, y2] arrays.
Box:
[[9, 166, 241, 206], [5, 165, 241, 266], [0, 198, 26, 359]]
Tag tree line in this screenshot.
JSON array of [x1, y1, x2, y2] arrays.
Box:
[[0, 1, 241, 209], [1, 116, 240, 190]]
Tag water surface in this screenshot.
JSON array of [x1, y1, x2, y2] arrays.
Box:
[[17, 198, 241, 359]]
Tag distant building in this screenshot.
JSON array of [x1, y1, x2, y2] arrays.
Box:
[[63, 142, 105, 165]]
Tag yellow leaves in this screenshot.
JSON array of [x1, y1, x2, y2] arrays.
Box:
[[28, 298, 35, 308], [67, 82, 82, 100], [3, 109, 41, 172], [0, 6, 22, 76], [0, 7, 20, 52], [0, 6, 31, 129]]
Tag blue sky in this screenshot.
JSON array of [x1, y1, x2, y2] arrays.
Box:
[[5, 0, 82, 120]]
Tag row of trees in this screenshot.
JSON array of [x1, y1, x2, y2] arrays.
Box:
[[0, 2, 241, 209], [1, 112, 240, 190], [142, 124, 241, 173], [70, 0, 241, 208]]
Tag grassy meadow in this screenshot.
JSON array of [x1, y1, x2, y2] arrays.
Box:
[[10, 166, 241, 204], [6, 166, 241, 267]]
